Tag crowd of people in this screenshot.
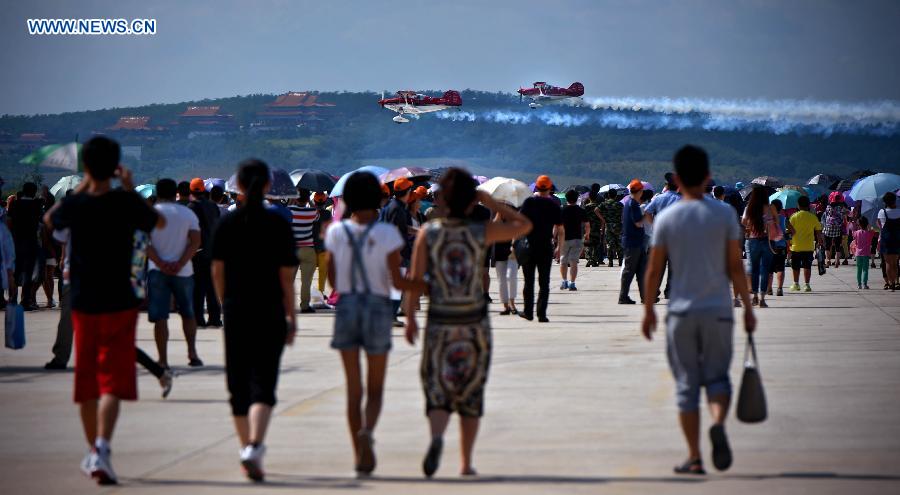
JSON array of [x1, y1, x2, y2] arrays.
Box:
[[2, 135, 898, 486]]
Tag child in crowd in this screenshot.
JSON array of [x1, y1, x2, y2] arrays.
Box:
[[853, 217, 875, 290]]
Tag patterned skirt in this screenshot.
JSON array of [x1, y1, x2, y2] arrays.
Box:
[[420, 316, 492, 418]]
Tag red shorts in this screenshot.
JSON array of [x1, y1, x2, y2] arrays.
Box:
[[73, 309, 139, 403]]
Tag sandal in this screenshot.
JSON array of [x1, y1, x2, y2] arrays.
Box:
[[499, 308, 511, 315], [356, 430, 376, 475], [673, 458, 705, 475], [710, 424, 733, 471]]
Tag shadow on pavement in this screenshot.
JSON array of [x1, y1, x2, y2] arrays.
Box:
[[128, 471, 900, 489]]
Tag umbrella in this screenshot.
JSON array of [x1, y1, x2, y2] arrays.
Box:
[[846, 169, 876, 181], [135, 184, 156, 199], [769, 189, 805, 209], [751, 176, 783, 188], [267, 168, 299, 199], [780, 185, 807, 194], [833, 178, 859, 192], [204, 178, 226, 192], [331, 165, 390, 197], [290, 169, 337, 192], [380, 166, 430, 183], [807, 174, 839, 186], [477, 177, 531, 207], [848, 173, 900, 206], [734, 181, 745, 190], [225, 174, 239, 194], [740, 185, 776, 201], [20, 142, 81, 171], [472, 175, 489, 185], [597, 184, 625, 194], [641, 181, 655, 193], [569, 185, 590, 194], [49, 175, 81, 199]]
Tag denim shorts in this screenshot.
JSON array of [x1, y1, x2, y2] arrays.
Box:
[[332, 293, 394, 354], [147, 270, 195, 322], [665, 310, 734, 412]]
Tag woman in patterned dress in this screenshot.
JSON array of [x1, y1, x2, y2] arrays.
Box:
[[404, 168, 532, 478]]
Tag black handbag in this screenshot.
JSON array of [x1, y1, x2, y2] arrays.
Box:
[[816, 247, 827, 276], [514, 236, 532, 266], [736, 335, 767, 423]]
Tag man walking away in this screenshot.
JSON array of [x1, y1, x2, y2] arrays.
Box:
[[379, 178, 414, 324], [619, 180, 647, 304], [288, 187, 319, 313], [48, 136, 164, 485], [519, 175, 562, 322], [643, 173, 681, 298], [148, 179, 203, 368], [560, 189, 589, 290], [787, 195, 823, 292], [9, 182, 43, 310], [187, 178, 222, 327], [642, 145, 755, 475]]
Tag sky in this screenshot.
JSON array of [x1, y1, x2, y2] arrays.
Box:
[[2, 0, 899, 116]]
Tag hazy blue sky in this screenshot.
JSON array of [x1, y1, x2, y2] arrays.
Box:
[[2, 0, 899, 115]]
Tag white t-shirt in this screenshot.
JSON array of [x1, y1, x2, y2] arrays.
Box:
[[878, 207, 900, 225], [149, 202, 200, 277], [325, 220, 404, 298]]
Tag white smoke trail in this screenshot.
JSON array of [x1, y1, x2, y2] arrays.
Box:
[[434, 97, 900, 136]]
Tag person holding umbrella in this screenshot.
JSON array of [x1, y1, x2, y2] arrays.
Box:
[[877, 192, 900, 290]]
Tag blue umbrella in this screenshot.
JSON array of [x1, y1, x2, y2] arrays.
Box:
[[135, 184, 156, 199], [331, 165, 390, 197], [848, 173, 900, 224], [769, 189, 805, 209]]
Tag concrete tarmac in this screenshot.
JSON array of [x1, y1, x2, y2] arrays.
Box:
[[1, 260, 898, 494]]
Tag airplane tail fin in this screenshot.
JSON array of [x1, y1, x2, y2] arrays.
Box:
[[442, 90, 462, 106], [568, 82, 585, 96]]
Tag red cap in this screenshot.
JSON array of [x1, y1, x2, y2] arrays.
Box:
[[829, 191, 844, 204], [413, 185, 428, 200], [380, 184, 390, 197], [313, 192, 327, 204], [535, 175, 553, 191], [190, 178, 206, 193], [393, 177, 413, 192], [628, 179, 644, 193]]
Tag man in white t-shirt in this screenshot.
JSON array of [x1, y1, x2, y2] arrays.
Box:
[[147, 179, 202, 369]]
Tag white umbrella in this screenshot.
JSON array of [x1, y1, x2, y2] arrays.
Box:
[[49, 175, 81, 199], [477, 177, 531, 207], [597, 184, 625, 194]]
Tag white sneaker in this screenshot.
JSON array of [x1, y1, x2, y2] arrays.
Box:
[[80, 450, 92, 477], [240, 444, 266, 482], [89, 449, 118, 485]]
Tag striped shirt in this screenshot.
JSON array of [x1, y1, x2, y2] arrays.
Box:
[[288, 205, 319, 248]]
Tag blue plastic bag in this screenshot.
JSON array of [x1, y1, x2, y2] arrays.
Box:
[[5, 303, 25, 349]]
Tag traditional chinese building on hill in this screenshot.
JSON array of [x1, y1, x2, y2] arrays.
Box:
[[177, 106, 238, 138], [104, 116, 167, 140], [253, 92, 336, 130]]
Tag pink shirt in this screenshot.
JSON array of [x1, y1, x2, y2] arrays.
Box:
[[853, 229, 875, 257]]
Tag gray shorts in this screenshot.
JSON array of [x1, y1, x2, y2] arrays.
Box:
[[560, 239, 584, 266], [665, 310, 734, 412], [332, 293, 394, 354]]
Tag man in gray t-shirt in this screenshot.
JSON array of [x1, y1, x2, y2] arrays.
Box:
[[641, 145, 755, 476]]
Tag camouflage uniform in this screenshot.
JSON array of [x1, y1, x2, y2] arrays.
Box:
[[597, 198, 624, 266], [583, 200, 606, 266]]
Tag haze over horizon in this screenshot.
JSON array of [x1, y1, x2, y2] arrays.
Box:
[[2, 0, 899, 116]]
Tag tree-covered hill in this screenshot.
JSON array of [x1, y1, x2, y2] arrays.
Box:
[[1, 90, 898, 190]]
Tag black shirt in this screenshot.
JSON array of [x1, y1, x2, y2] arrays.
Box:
[[379, 197, 412, 263], [9, 197, 43, 246], [51, 190, 159, 313], [561, 204, 588, 240], [211, 206, 298, 316], [520, 196, 563, 258], [188, 197, 221, 259]]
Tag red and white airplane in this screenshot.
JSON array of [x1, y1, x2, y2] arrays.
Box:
[[517, 81, 585, 109], [378, 90, 462, 123]]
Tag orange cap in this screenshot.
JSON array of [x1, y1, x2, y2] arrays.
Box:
[[628, 179, 644, 193], [190, 178, 206, 193], [393, 177, 413, 192], [313, 192, 327, 203], [380, 184, 390, 197], [413, 186, 428, 200], [535, 175, 553, 191]]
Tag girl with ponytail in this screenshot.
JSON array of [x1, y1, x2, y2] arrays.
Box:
[[210, 158, 299, 482]]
